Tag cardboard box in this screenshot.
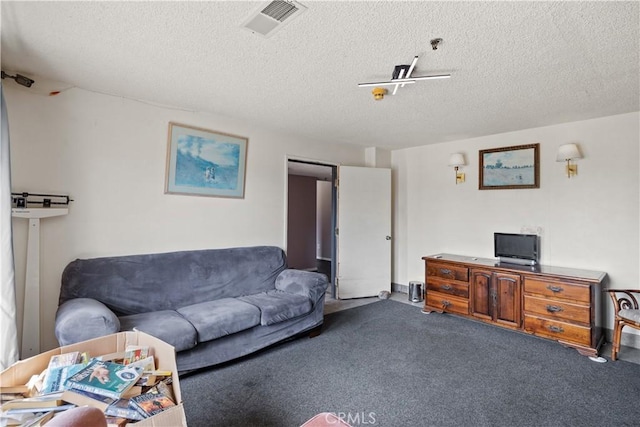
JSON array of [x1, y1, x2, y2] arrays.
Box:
[[0, 331, 186, 426]]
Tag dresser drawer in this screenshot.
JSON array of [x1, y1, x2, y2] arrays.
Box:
[[426, 262, 469, 282], [426, 292, 469, 315], [523, 314, 591, 346], [523, 278, 590, 303], [426, 280, 469, 298], [524, 295, 590, 324]]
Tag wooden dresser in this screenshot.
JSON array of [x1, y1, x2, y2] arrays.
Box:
[[423, 254, 607, 357]]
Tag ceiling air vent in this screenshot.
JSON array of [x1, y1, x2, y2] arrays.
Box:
[[241, 1, 307, 38]]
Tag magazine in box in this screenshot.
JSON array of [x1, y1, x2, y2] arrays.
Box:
[[0, 331, 186, 427], [129, 390, 176, 418]]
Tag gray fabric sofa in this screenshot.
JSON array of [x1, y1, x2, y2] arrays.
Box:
[[54, 246, 328, 372]]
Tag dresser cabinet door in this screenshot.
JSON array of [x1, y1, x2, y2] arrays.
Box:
[[471, 269, 521, 328], [470, 269, 493, 321], [494, 272, 521, 328]]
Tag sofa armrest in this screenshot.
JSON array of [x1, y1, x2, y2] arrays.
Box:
[[55, 298, 120, 345], [275, 269, 328, 304]]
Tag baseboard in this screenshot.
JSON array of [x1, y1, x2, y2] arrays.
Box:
[[392, 282, 408, 294]]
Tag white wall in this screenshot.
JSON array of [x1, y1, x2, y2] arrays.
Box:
[[5, 86, 365, 352], [365, 147, 391, 168], [392, 112, 639, 332]]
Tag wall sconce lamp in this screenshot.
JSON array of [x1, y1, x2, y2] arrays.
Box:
[[448, 153, 466, 184], [556, 143, 582, 178]]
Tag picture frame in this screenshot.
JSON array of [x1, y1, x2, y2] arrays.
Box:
[[165, 123, 248, 198], [479, 143, 539, 190]]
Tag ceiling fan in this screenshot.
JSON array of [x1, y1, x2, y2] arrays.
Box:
[[358, 39, 451, 99]]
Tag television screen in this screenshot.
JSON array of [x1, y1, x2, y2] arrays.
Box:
[[494, 233, 539, 262]]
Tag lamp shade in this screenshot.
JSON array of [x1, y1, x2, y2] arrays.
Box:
[[448, 153, 465, 167], [556, 143, 582, 162]]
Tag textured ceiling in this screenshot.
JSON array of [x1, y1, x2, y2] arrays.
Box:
[[1, 1, 638, 150]]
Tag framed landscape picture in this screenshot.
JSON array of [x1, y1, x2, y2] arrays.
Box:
[[165, 123, 248, 198], [479, 143, 539, 190]]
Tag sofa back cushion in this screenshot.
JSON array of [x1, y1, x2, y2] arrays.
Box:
[[59, 246, 287, 316]]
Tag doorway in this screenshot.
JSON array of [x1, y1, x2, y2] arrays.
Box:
[[287, 159, 337, 298]]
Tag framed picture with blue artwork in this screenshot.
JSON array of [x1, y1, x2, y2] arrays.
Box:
[[165, 123, 248, 198], [479, 143, 539, 190]]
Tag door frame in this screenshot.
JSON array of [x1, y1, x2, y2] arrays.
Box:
[[285, 156, 338, 298]]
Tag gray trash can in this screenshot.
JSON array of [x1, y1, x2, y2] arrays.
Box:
[[408, 281, 424, 303]]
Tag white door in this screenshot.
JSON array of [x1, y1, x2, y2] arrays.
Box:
[[337, 166, 391, 299]]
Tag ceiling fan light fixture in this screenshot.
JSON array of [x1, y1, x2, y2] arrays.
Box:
[[401, 56, 419, 90], [358, 79, 417, 88], [357, 53, 451, 95], [392, 68, 407, 95]]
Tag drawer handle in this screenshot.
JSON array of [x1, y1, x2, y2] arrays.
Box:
[[548, 325, 564, 333], [440, 268, 452, 275], [440, 284, 453, 291], [547, 285, 564, 293], [546, 305, 564, 313], [441, 300, 451, 308]]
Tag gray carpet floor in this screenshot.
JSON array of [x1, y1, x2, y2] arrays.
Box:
[[180, 299, 640, 427]]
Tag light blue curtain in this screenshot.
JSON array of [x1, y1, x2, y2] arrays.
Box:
[[0, 82, 19, 369]]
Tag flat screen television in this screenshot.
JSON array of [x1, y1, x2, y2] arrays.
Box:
[[494, 233, 540, 266]]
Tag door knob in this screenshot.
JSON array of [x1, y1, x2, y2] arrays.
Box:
[[386, 236, 391, 240]]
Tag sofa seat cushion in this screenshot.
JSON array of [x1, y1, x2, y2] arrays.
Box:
[[177, 298, 261, 343], [239, 290, 313, 326], [119, 310, 197, 352]]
